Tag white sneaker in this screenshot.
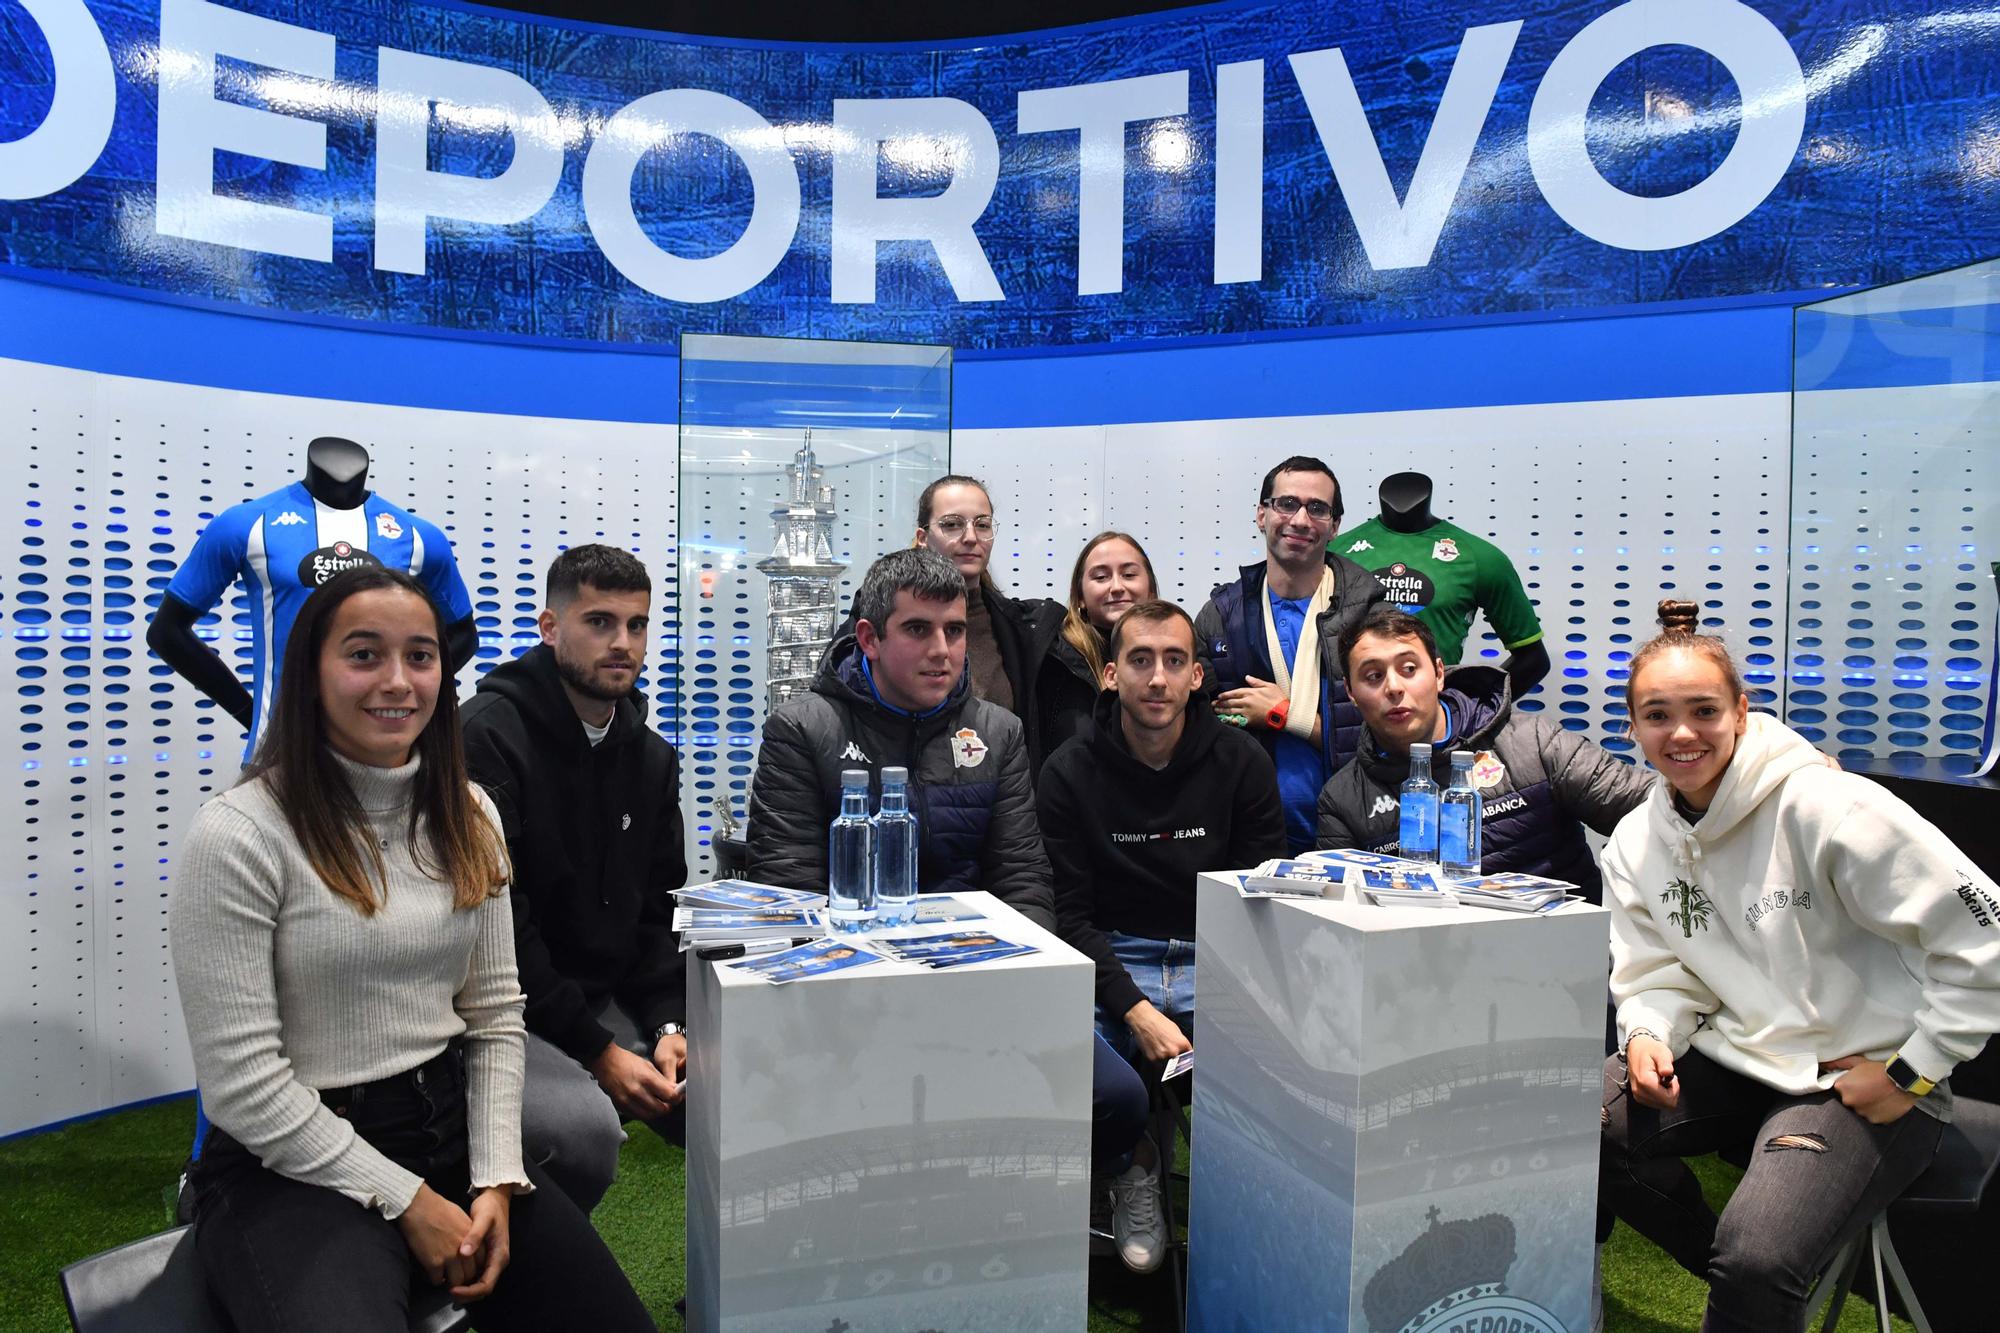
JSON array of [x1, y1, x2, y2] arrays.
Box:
[[1109, 1158, 1169, 1274]]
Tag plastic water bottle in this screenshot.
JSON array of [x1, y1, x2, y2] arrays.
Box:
[[1399, 742, 1439, 863], [828, 769, 877, 933], [873, 766, 919, 926], [1440, 749, 1483, 877]]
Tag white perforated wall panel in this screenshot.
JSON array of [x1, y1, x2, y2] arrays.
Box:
[[0, 357, 675, 1136], [959, 391, 1793, 756], [1789, 382, 2000, 775]]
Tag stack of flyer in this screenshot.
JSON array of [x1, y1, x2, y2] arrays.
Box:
[[1300, 849, 1458, 909], [1446, 871, 1584, 914], [872, 929, 1040, 970], [671, 879, 825, 950], [1235, 858, 1341, 898]]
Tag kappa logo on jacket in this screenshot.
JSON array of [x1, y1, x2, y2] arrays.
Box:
[[271, 510, 306, 527], [951, 728, 988, 768], [839, 741, 870, 763], [1369, 793, 1398, 819]]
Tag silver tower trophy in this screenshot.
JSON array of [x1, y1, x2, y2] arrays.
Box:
[[755, 429, 849, 708]]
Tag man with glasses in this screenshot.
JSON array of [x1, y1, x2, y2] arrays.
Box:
[[1195, 456, 1385, 851]]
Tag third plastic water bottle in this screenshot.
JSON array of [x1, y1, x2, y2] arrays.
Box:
[[1399, 741, 1439, 862], [828, 768, 877, 933], [873, 766, 918, 926], [1440, 749, 1483, 878]]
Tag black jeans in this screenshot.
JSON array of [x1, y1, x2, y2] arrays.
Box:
[[1598, 1047, 1943, 1333], [190, 1044, 656, 1333]]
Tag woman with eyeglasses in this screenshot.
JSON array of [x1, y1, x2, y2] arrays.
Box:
[[1036, 531, 1161, 762], [170, 567, 655, 1331], [909, 474, 1072, 771]]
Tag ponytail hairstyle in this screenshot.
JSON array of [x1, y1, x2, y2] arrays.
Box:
[[1061, 531, 1159, 679], [1625, 598, 1744, 708], [914, 474, 1002, 599], [246, 566, 509, 915]]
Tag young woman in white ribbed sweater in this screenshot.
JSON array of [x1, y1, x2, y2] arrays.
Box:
[[1595, 599, 2000, 1333], [170, 567, 654, 1331]]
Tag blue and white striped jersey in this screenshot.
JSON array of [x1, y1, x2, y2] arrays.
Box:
[[165, 481, 473, 760]]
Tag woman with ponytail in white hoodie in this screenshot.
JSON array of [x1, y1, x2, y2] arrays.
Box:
[[1595, 599, 2000, 1333]]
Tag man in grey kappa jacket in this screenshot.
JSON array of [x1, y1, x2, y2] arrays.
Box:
[[1315, 604, 1653, 903]]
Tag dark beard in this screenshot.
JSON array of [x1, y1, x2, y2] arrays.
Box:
[[554, 647, 634, 703]]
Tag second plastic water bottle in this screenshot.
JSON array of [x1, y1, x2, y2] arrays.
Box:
[[873, 766, 918, 926], [1440, 749, 1483, 877], [1399, 741, 1439, 862], [828, 768, 877, 933]]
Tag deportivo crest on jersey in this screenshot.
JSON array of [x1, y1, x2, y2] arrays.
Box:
[[271, 510, 306, 526], [375, 511, 403, 540], [951, 728, 988, 768], [839, 741, 870, 763], [1369, 793, 1399, 819], [1431, 537, 1460, 563], [1346, 539, 1374, 553], [1472, 751, 1506, 790]]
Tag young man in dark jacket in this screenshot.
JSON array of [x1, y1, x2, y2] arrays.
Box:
[[749, 547, 1057, 926], [1038, 599, 1288, 1272], [1194, 455, 1385, 853], [748, 548, 1146, 1237], [461, 545, 687, 1214], [1314, 604, 1653, 902]]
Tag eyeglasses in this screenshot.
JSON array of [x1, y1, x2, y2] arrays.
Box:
[[1263, 495, 1337, 521], [930, 516, 998, 541]]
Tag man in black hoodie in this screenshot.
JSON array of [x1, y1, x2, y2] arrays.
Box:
[[461, 546, 686, 1215], [1037, 598, 1287, 1272]]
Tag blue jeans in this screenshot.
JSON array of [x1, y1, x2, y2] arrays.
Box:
[[1096, 932, 1197, 1062]]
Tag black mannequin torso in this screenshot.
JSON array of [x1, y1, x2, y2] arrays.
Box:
[[304, 436, 370, 508], [1377, 471, 1436, 533]]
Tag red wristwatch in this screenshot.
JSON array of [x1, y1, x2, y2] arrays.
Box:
[[1266, 699, 1289, 730]]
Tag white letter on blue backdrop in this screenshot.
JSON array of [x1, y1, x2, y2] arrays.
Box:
[[583, 89, 799, 303], [832, 98, 1003, 304], [155, 0, 333, 261], [1528, 0, 1806, 251], [374, 48, 563, 275], [1213, 60, 1264, 285], [1017, 71, 1189, 296], [1290, 23, 1520, 271], [0, 0, 114, 201]]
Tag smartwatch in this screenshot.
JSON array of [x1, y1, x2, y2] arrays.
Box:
[[1885, 1054, 1936, 1097], [1266, 699, 1290, 731]]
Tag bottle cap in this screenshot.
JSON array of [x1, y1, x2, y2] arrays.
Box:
[[882, 766, 909, 783], [1451, 749, 1474, 764], [840, 768, 869, 789], [1410, 742, 1432, 759]]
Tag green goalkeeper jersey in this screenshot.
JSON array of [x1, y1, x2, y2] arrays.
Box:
[[1332, 517, 1542, 664]]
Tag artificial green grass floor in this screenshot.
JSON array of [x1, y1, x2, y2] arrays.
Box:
[[0, 1096, 1913, 1333]]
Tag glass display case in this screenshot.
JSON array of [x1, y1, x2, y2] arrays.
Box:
[[1788, 261, 2000, 781], [676, 334, 952, 872]]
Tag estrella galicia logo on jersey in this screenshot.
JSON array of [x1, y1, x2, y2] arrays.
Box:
[[298, 540, 384, 587], [1371, 562, 1437, 615]]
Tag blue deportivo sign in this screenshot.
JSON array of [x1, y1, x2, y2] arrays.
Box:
[[2, 0, 1997, 349]]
